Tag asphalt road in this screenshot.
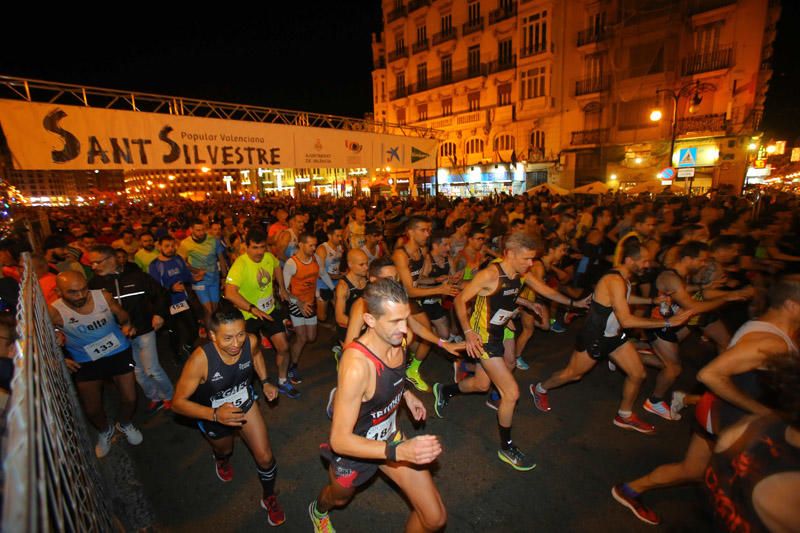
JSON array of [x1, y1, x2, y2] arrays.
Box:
[[118, 320, 715, 532]]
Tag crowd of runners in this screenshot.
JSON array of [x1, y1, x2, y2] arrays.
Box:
[[6, 188, 800, 531]]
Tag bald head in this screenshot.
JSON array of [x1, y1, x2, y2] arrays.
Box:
[[56, 271, 89, 308], [347, 248, 369, 278]]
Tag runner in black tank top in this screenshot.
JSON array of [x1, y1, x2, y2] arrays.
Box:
[[171, 308, 286, 526], [336, 275, 365, 342], [310, 279, 446, 533]]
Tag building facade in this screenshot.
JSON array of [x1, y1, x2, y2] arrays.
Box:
[[372, 0, 779, 194]]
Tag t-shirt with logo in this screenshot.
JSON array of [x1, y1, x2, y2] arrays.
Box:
[[134, 248, 159, 272], [226, 252, 280, 318], [179, 236, 223, 273], [148, 256, 194, 305]]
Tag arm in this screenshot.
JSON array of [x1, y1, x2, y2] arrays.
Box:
[[408, 314, 463, 356], [273, 260, 289, 301], [666, 273, 747, 314], [392, 249, 456, 298], [249, 334, 278, 401], [344, 298, 366, 345], [697, 334, 788, 416], [607, 276, 691, 329], [171, 347, 244, 426], [454, 268, 495, 359], [523, 275, 580, 308], [275, 231, 291, 263], [282, 258, 298, 300], [334, 280, 350, 328], [315, 245, 336, 291], [102, 290, 132, 335]]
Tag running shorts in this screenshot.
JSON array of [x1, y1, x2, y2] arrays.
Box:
[[575, 332, 628, 360], [72, 347, 135, 382]]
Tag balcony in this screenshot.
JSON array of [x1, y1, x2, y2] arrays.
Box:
[[520, 43, 549, 59], [487, 55, 516, 75], [676, 113, 727, 135], [389, 64, 490, 100], [489, 3, 517, 25], [408, 0, 431, 13], [575, 76, 610, 96], [388, 47, 409, 63], [681, 47, 734, 75], [462, 17, 485, 36], [432, 27, 457, 45], [687, 0, 736, 15], [571, 128, 609, 145], [374, 56, 386, 69], [387, 4, 407, 23], [412, 39, 430, 54], [577, 27, 607, 47]]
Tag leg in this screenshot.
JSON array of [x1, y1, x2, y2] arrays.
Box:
[[430, 316, 450, 339], [111, 371, 138, 425], [134, 331, 174, 401], [609, 342, 648, 413], [539, 350, 597, 391], [238, 407, 279, 500], [535, 305, 551, 331], [315, 464, 357, 513], [317, 297, 328, 323], [514, 311, 535, 358], [76, 379, 108, 430], [270, 332, 291, 382], [410, 311, 432, 362], [479, 356, 519, 428], [205, 434, 235, 461], [379, 463, 447, 533], [702, 320, 731, 353], [290, 325, 308, 365], [627, 433, 714, 494], [650, 338, 681, 400], [455, 362, 492, 394], [130, 335, 158, 401]]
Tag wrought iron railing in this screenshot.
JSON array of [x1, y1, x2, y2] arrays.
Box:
[[387, 4, 408, 23], [412, 39, 430, 54], [681, 47, 734, 75], [575, 76, 610, 96], [489, 3, 517, 24], [520, 43, 549, 58], [463, 17, 485, 36], [432, 27, 457, 45], [388, 47, 409, 63], [676, 113, 727, 135], [408, 0, 431, 12], [577, 27, 608, 46], [571, 128, 609, 145]]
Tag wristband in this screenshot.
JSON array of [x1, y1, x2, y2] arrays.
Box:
[[212, 407, 218, 423], [437, 338, 446, 348], [385, 440, 400, 462], [464, 329, 475, 336], [260, 377, 270, 386]]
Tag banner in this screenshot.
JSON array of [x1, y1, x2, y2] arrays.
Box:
[[0, 100, 438, 171]]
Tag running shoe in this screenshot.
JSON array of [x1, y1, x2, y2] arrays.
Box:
[[515, 356, 530, 370], [95, 425, 115, 458], [550, 320, 566, 333], [611, 484, 660, 525], [563, 311, 579, 325], [452, 359, 472, 383], [278, 382, 301, 399], [332, 345, 342, 369], [288, 364, 303, 385], [449, 334, 464, 343], [326, 387, 337, 420], [670, 390, 687, 419], [146, 400, 165, 415], [405, 366, 430, 392], [115, 422, 143, 445], [162, 400, 173, 410], [497, 445, 537, 472], [309, 501, 335, 533], [432, 383, 448, 418], [613, 414, 655, 434], [261, 495, 286, 526], [214, 456, 234, 482], [529, 384, 551, 412], [643, 399, 679, 421], [485, 390, 500, 411]]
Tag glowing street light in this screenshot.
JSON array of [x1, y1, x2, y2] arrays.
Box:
[[649, 110, 663, 122]]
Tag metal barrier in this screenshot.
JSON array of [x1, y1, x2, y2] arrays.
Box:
[[2, 253, 114, 532]]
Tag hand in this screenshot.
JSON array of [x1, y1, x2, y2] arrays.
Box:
[[54, 329, 66, 346], [251, 307, 273, 321], [732, 286, 756, 300], [216, 402, 246, 426], [653, 294, 669, 305], [573, 295, 592, 309], [464, 330, 484, 359], [300, 301, 314, 317], [442, 341, 465, 356], [439, 283, 460, 297], [121, 324, 136, 337], [669, 309, 694, 327], [397, 435, 442, 465], [171, 282, 185, 293], [278, 288, 290, 302], [64, 358, 81, 373], [531, 302, 546, 317], [262, 382, 279, 401], [192, 270, 206, 282], [152, 315, 165, 331], [403, 391, 427, 421], [434, 275, 450, 283]]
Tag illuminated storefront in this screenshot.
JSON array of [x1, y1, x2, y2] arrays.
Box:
[[432, 163, 527, 197]]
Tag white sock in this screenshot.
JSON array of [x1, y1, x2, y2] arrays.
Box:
[[618, 410, 632, 419], [278, 378, 287, 385], [535, 383, 547, 394]]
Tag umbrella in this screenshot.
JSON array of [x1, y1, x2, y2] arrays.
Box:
[[571, 181, 610, 195], [527, 183, 569, 196]]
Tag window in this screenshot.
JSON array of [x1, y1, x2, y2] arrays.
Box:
[[395, 72, 406, 95], [440, 141, 457, 158], [441, 14, 452, 33], [584, 103, 602, 130], [693, 22, 722, 54], [416, 25, 428, 45], [617, 97, 656, 130], [468, 1, 481, 24], [442, 98, 453, 116], [417, 62, 428, 90], [520, 66, 546, 99], [584, 53, 604, 80], [498, 83, 512, 106], [441, 55, 453, 83], [465, 137, 485, 155], [629, 40, 664, 77], [589, 11, 606, 35], [468, 92, 481, 111], [395, 34, 405, 52], [522, 11, 548, 54], [468, 45, 481, 76], [530, 130, 545, 153], [498, 39, 513, 66], [417, 103, 428, 121], [494, 134, 514, 151]]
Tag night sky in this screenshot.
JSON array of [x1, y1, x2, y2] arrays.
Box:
[[1, 2, 797, 140]]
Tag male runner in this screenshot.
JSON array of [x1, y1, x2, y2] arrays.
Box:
[[309, 279, 446, 533], [171, 307, 285, 527], [434, 233, 587, 470], [531, 240, 693, 434], [315, 224, 344, 322], [418, 232, 456, 340], [179, 219, 227, 324], [275, 214, 304, 265], [393, 216, 459, 392], [612, 276, 800, 525], [283, 233, 320, 386], [48, 271, 143, 457], [224, 228, 297, 399], [333, 249, 369, 355], [134, 232, 159, 272]]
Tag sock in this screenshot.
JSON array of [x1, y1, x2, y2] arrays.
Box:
[[213, 451, 232, 463], [649, 395, 663, 404], [619, 483, 640, 499], [442, 383, 461, 400], [618, 410, 632, 419], [535, 382, 547, 394], [312, 500, 328, 518], [257, 459, 277, 498], [498, 424, 513, 450], [278, 377, 287, 385], [408, 357, 422, 372]]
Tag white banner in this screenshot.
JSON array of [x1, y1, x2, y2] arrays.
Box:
[[0, 100, 438, 171]]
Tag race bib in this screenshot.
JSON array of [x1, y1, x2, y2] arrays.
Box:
[[211, 384, 251, 409], [169, 300, 190, 315], [366, 412, 397, 441], [192, 284, 206, 291], [489, 308, 515, 326], [84, 333, 122, 361], [257, 296, 274, 312]]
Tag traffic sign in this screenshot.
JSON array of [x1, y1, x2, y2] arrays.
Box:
[[678, 148, 697, 167], [677, 167, 695, 178], [660, 167, 675, 180]]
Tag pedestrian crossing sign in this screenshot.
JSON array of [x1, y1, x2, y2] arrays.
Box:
[[678, 147, 697, 167]]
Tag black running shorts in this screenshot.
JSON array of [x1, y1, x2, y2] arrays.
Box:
[[245, 307, 287, 339], [575, 332, 628, 360], [72, 347, 135, 382]]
